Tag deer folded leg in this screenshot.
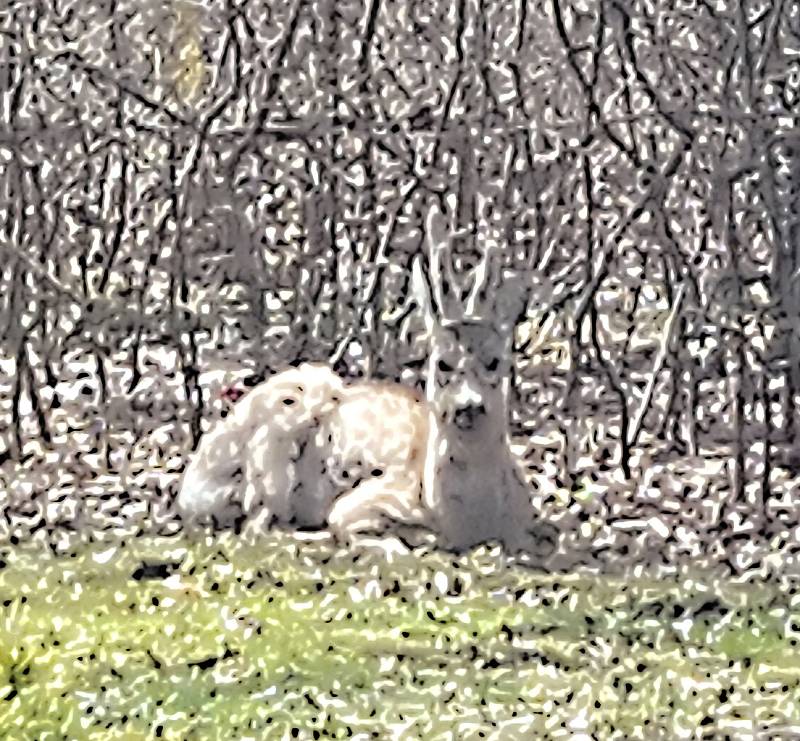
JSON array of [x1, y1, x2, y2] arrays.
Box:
[[239, 467, 290, 544], [326, 473, 424, 541]]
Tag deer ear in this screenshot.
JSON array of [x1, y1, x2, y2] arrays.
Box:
[[494, 270, 530, 332], [494, 269, 554, 333]]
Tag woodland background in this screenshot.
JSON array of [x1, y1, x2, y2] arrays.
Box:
[[1, 0, 800, 576]]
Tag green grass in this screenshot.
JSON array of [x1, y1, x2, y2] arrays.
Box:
[[0, 532, 798, 740]]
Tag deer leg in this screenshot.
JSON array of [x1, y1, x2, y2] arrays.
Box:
[[327, 472, 425, 542], [241, 435, 299, 540]]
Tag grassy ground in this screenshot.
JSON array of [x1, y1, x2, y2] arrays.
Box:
[[0, 532, 799, 740]]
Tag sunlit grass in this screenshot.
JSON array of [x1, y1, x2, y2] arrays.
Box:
[[0, 532, 798, 739]]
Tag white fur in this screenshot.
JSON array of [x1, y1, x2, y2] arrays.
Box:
[[241, 376, 433, 541], [175, 363, 344, 527], [177, 362, 438, 543], [177, 360, 555, 556], [320, 382, 431, 540]]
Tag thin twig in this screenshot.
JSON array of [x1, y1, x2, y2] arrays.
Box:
[[627, 281, 686, 448]]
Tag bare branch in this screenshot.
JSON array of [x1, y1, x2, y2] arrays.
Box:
[[627, 282, 687, 448]]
